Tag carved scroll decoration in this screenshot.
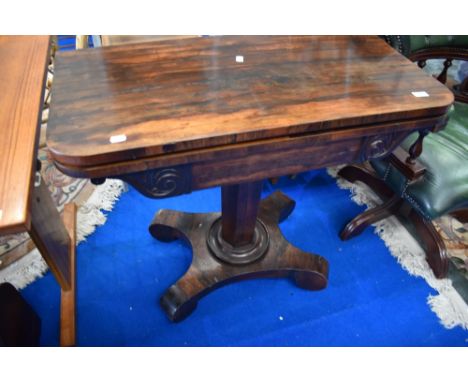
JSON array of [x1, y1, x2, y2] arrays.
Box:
[[359, 131, 413, 162], [119, 165, 192, 199]]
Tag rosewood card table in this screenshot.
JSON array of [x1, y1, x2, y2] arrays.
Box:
[[46, 36, 453, 322], [0, 36, 76, 345]]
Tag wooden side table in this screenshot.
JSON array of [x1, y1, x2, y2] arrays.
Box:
[[0, 36, 77, 345], [47, 36, 453, 322]]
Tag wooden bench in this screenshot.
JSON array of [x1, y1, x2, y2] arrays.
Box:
[[0, 36, 76, 346]]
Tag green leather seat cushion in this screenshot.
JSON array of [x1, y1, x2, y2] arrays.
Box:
[[371, 102, 468, 219], [409, 36, 468, 53]]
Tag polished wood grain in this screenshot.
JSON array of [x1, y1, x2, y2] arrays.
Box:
[[60, 203, 77, 347], [221, 181, 263, 246], [47, 36, 454, 168], [0, 36, 50, 234]]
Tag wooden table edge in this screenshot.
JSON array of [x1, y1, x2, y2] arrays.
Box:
[[47, 110, 452, 179], [46, 102, 453, 170]]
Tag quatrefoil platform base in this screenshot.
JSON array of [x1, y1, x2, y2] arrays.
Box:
[[149, 191, 329, 322]]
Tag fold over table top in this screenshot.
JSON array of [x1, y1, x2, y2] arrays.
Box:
[[47, 35, 453, 168], [0, 36, 50, 234]]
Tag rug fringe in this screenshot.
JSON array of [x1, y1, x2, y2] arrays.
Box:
[[0, 179, 126, 289], [327, 166, 468, 330]]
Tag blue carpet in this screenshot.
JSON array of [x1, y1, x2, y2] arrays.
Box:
[[21, 169, 467, 346]]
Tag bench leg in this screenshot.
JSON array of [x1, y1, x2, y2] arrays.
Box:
[[28, 179, 76, 346], [398, 205, 449, 279], [60, 203, 76, 346]]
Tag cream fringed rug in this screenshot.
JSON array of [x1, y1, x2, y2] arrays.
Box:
[[327, 166, 468, 330]]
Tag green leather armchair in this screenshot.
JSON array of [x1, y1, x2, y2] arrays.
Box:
[[339, 36, 468, 279]]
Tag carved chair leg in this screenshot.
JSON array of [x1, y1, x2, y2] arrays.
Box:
[[338, 165, 394, 201], [340, 195, 403, 240], [337, 164, 449, 278], [398, 206, 449, 279]]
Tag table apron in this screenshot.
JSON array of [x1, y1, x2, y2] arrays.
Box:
[[53, 114, 448, 199]]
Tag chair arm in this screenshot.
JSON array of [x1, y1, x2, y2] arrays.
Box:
[[388, 146, 426, 182], [385, 126, 433, 182], [383, 109, 450, 182]]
